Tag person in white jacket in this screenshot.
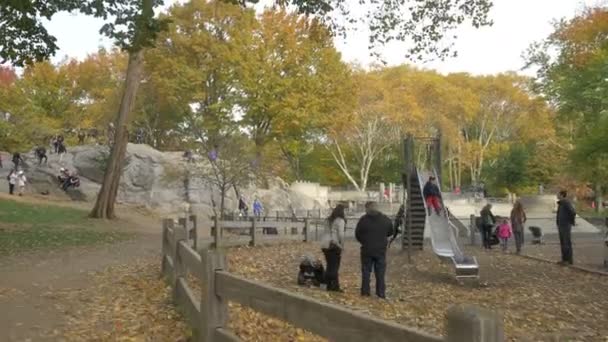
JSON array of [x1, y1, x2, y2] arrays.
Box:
[[16, 170, 27, 196], [7, 169, 17, 195], [321, 204, 346, 292]]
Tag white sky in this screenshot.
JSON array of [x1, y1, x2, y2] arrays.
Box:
[[45, 0, 596, 75]]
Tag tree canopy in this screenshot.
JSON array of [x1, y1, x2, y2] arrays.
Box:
[[526, 6, 608, 208]]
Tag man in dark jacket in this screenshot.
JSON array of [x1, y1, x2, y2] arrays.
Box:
[[355, 202, 394, 299], [556, 190, 576, 265], [423, 176, 442, 216], [12, 152, 23, 169]]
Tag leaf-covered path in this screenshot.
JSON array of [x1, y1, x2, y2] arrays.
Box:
[[0, 196, 165, 341]]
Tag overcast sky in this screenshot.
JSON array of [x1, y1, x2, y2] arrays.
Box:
[[45, 0, 596, 75]]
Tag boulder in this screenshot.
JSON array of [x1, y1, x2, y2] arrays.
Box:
[[1, 144, 326, 218]]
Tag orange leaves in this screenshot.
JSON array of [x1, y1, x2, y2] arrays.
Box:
[[553, 7, 608, 68]]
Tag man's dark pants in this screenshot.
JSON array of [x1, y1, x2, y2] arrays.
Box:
[[558, 224, 573, 264], [361, 253, 386, 298]]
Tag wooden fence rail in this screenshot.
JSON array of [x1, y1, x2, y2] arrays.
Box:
[[161, 218, 505, 342]]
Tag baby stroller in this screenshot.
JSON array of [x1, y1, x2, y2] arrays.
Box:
[[528, 226, 543, 244], [297, 255, 325, 287]]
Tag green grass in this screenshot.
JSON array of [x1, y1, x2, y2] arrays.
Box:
[[577, 207, 607, 219], [0, 199, 132, 255]]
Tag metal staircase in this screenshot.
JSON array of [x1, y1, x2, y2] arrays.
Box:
[[403, 169, 426, 250]]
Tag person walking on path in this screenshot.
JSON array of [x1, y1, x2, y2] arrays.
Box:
[[423, 176, 442, 216], [12, 152, 23, 169], [253, 198, 264, 219], [238, 196, 248, 218], [480, 203, 496, 250], [497, 218, 512, 252], [556, 190, 576, 265], [51, 135, 58, 154], [321, 204, 346, 292], [57, 142, 67, 162], [7, 169, 17, 195], [355, 202, 394, 299], [510, 200, 527, 254], [16, 170, 27, 196], [35, 146, 48, 165]]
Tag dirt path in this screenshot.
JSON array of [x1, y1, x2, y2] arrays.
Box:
[[0, 197, 164, 341]]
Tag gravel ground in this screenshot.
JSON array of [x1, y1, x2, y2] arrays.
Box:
[[519, 233, 607, 271]]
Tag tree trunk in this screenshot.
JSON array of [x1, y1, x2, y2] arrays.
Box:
[[456, 140, 462, 188], [220, 187, 226, 219], [90, 51, 144, 219]]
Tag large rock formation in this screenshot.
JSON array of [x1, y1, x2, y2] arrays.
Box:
[[1, 144, 324, 217]]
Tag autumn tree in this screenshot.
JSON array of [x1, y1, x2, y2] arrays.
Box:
[[142, 1, 257, 151], [526, 6, 608, 210], [193, 135, 256, 218], [2, 0, 493, 217], [323, 70, 414, 191], [235, 10, 355, 177]]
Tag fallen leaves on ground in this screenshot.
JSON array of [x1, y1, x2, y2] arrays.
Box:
[[55, 242, 608, 342], [57, 260, 189, 341]]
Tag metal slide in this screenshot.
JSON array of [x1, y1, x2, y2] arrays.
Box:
[[417, 170, 479, 280]]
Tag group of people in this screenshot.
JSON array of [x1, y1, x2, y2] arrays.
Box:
[[6, 169, 27, 196], [50, 135, 67, 161], [318, 202, 393, 299], [309, 184, 579, 298], [478, 190, 577, 264], [238, 196, 264, 218]]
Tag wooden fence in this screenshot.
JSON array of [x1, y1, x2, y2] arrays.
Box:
[[210, 217, 309, 248], [161, 219, 505, 342], [209, 216, 380, 248]]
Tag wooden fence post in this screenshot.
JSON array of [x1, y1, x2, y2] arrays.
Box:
[[250, 218, 257, 247], [213, 216, 221, 249], [189, 215, 198, 250], [303, 218, 310, 242], [446, 305, 504, 342], [172, 223, 188, 303], [200, 249, 228, 342], [161, 218, 173, 276]]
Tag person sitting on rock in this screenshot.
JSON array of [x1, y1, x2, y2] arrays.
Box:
[[62, 172, 80, 191], [57, 168, 70, 184], [35, 146, 47, 165]]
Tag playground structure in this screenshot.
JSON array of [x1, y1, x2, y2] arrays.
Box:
[[402, 135, 480, 280]]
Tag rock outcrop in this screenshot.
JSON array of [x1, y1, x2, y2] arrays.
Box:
[[1, 144, 324, 217]]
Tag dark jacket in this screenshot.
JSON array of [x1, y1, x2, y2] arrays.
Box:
[[423, 181, 441, 198], [355, 211, 394, 257], [480, 207, 495, 226], [557, 199, 576, 227]]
